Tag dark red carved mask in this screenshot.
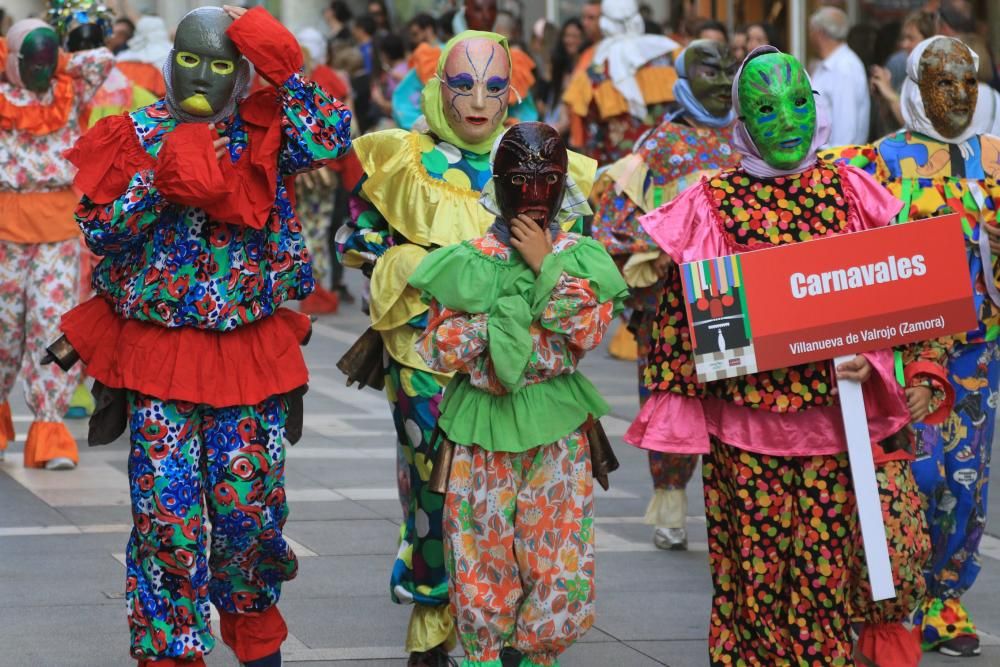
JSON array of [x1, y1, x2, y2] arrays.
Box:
[[493, 122, 568, 228]]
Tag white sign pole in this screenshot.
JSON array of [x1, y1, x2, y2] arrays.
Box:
[[834, 354, 897, 601]]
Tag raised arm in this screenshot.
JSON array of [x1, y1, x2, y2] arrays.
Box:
[[65, 46, 115, 104]]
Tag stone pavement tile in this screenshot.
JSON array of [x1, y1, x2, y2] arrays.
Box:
[[0, 466, 74, 527], [0, 602, 130, 667], [561, 639, 666, 666], [592, 590, 709, 642], [290, 555, 392, 599], [285, 519, 399, 556], [280, 595, 410, 651], [288, 499, 385, 522], [57, 503, 132, 526], [923, 646, 1000, 665], [596, 552, 711, 594], [354, 498, 409, 521], [1, 541, 124, 608], [628, 640, 708, 667], [288, 458, 398, 489]]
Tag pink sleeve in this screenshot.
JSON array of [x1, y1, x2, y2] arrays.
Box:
[[841, 164, 904, 232], [639, 181, 727, 263]]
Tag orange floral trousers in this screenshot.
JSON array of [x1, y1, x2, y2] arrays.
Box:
[[444, 431, 595, 667]]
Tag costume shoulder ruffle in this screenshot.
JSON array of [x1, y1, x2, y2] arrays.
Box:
[[66, 111, 156, 203]]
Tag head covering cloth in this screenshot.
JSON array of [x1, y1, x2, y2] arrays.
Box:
[[162, 7, 252, 125], [296, 27, 327, 67], [5, 19, 56, 89], [669, 43, 735, 128], [117, 16, 172, 68], [593, 0, 677, 118], [730, 45, 831, 178], [901, 36, 992, 159], [421, 30, 511, 154], [481, 127, 592, 245]]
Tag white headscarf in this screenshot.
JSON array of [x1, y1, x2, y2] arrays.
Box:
[[116, 16, 172, 68], [5, 19, 54, 89], [297, 27, 327, 66], [593, 0, 678, 118], [901, 36, 993, 160]]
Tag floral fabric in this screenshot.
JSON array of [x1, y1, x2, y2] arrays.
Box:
[[0, 48, 113, 192], [0, 239, 81, 424], [125, 392, 297, 662], [417, 234, 615, 396], [445, 432, 595, 667], [702, 439, 856, 666], [77, 75, 352, 331]]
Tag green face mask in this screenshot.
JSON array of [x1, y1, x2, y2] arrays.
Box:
[[19, 27, 59, 93], [170, 8, 240, 118], [737, 53, 816, 169]]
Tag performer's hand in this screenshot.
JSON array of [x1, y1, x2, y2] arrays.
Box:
[[653, 252, 673, 278], [222, 5, 248, 20], [510, 214, 553, 275], [213, 123, 230, 161], [905, 386, 933, 423], [835, 355, 872, 383]]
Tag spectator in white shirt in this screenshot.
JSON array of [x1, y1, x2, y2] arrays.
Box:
[[808, 7, 870, 146]]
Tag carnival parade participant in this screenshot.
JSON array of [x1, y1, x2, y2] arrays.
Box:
[[53, 6, 353, 665], [409, 122, 626, 667], [593, 38, 739, 550], [391, 0, 538, 131], [561, 0, 678, 165], [337, 32, 594, 667], [625, 46, 915, 665], [0, 16, 113, 469], [823, 35, 1000, 659]]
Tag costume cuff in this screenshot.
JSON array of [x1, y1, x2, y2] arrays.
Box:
[[530, 254, 564, 317], [227, 6, 303, 86], [487, 294, 534, 391], [155, 123, 228, 207], [904, 360, 955, 425]]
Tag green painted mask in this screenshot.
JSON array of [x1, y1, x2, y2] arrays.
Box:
[[170, 8, 240, 118], [737, 53, 816, 169], [684, 39, 737, 118], [19, 27, 59, 93]]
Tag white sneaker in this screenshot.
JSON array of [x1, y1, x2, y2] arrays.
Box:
[[44, 457, 76, 471], [653, 527, 687, 551]]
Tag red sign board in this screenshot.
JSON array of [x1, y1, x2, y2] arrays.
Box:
[[680, 214, 976, 382]]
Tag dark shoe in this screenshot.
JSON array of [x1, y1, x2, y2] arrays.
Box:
[[407, 645, 456, 667], [500, 647, 523, 667], [938, 635, 981, 657], [243, 649, 282, 667]]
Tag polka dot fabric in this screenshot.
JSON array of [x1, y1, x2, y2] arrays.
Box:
[[417, 134, 492, 192]]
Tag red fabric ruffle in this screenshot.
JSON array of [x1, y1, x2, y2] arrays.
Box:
[[218, 607, 288, 662], [328, 150, 364, 192], [61, 297, 310, 408], [227, 7, 303, 87], [905, 360, 955, 425], [311, 64, 348, 101], [856, 623, 922, 667], [65, 112, 157, 204]]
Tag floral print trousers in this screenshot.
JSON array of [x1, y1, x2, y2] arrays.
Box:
[[444, 432, 596, 667], [0, 239, 81, 424], [125, 393, 297, 663], [703, 439, 856, 666], [912, 340, 999, 648]]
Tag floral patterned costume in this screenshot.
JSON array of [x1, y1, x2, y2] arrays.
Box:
[[337, 127, 594, 653], [410, 231, 628, 667], [56, 8, 352, 665], [593, 117, 738, 531], [823, 131, 1000, 651], [0, 44, 113, 466], [626, 162, 915, 666]]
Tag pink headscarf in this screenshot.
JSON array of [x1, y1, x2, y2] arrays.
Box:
[[731, 45, 832, 178], [5, 19, 55, 89]]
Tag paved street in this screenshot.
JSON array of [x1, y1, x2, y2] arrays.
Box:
[[2, 272, 1000, 666]]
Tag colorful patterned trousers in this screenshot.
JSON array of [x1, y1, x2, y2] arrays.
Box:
[[703, 439, 856, 666], [383, 358, 452, 651], [125, 393, 297, 663], [0, 239, 82, 465], [912, 340, 999, 648], [444, 432, 596, 667]]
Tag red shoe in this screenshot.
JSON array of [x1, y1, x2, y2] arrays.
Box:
[[299, 286, 340, 315]]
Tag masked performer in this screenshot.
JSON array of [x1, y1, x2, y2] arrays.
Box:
[[0, 18, 113, 468], [52, 6, 352, 666], [625, 47, 914, 665], [409, 122, 627, 667], [594, 39, 739, 550], [561, 0, 678, 165], [391, 0, 538, 131], [822, 35, 1000, 659], [337, 32, 594, 667]]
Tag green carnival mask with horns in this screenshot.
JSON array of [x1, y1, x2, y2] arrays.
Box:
[[737, 52, 816, 169]]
